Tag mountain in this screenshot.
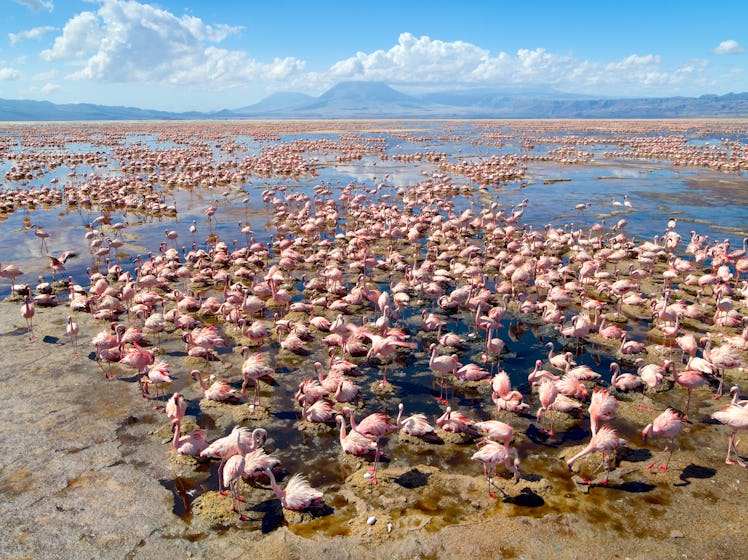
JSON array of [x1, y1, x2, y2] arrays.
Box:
[[3, 82, 748, 120], [230, 81, 448, 118], [0, 98, 203, 121], [231, 91, 316, 115]]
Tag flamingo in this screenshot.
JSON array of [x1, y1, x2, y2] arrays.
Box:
[[191, 370, 241, 403], [474, 419, 514, 446], [567, 425, 626, 485], [642, 407, 686, 471], [201, 426, 267, 493], [20, 296, 34, 339], [240, 348, 273, 406], [175, 429, 208, 456], [345, 408, 397, 483], [711, 401, 748, 466], [429, 342, 462, 403], [536, 378, 558, 435], [588, 388, 618, 436], [222, 431, 247, 519], [546, 342, 575, 371], [396, 402, 436, 438], [66, 315, 80, 358], [609, 362, 643, 392], [672, 367, 709, 418], [471, 441, 520, 498], [335, 414, 377, 457], [349, 323, 417, 387], [165, 392, 187, 450], [263, 468, 325, 511]]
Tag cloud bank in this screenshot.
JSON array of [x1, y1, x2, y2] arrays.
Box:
[[19, 0, 724, 102]]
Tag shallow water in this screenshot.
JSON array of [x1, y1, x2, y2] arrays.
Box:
[[1, 119, 747, 534]]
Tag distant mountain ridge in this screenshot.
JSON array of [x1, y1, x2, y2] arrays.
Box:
[[3, 81, 748, 120]]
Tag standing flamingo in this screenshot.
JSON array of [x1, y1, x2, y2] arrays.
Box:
[[240, 348, 273, 406], [345, 408, 397, 483], [66, 315, 80, 358], [165, 392, 187, 450], [642, 407, 686, 471], [429, 342, 461, 403], [536, 378, 558, 435], [21, 296, 34, 339], [711, 402, 748, 466], [335, 414, 377, 458], [588, 388, 618, 436], [567, 425, 626, 484], [222, 430, 247, 519], [201, 426, 267, 493], [672, 367, 709, 418], [470, 441, 520, 498]]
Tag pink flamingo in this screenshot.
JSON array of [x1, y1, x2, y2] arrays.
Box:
[[436, 406, 477, 434], [345, 408, 397, 483], [143, 358, 173, 404], [165, 392, 187, 450], [66, 315, 80, 358], [335, 414, 377, 457], [242, 447, 280, 481], [240, 348, 273, 406], [588, 387, 618, 436], [396, 402, 436, 438], [672, 367, 709, 418], [642, 407, 686, 471], [20, 296, 34, 339], [536, 378, 558, 435], [711, 402, 748, 466], [527, 359, 559, 386], [609, 362, 643, 392], [119, 343, 154, 395], [546, 342, 575, 371], [192, 370, 241, 403], [301, 399, 336, 424], [429, 342, 461, 403], [350, 323, 417, 387], [264, 468, 325, 511], [703, 334, 744, 398], [175, 429, 208, 456], [222, 431, 247, 519], [475, 419, 514, 447], [470, 441, 520, 498], [201, 426, 267, 493], [567, 425, 626, 485]]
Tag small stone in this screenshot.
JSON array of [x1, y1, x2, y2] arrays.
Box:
[[363, 472, 372, 479], [386, 522, 393, 533], [670, 530, 684, 539], [367, 516, 377, 526]]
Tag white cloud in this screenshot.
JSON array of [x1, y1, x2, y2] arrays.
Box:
[[40, 82, 60, 94], [41, 0, 304, 88], [321, 33, 691, 95], [714, 40, 744, 55], [0, 67, 22, 80], [9, 25, 56, 45], [41, 12, 103, 61], [12, 0, 53, 12]]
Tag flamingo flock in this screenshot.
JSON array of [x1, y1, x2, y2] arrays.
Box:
[[1, 119, 747, 524]]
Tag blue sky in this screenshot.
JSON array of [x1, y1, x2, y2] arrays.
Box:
[[2, 0, 747, 111]]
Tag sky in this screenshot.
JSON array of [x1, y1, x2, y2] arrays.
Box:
[[1, 0, 747, 112]]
